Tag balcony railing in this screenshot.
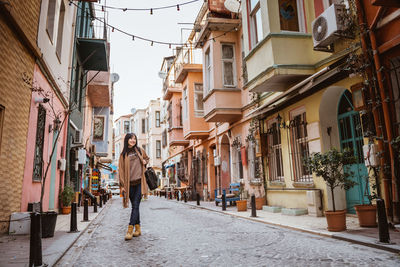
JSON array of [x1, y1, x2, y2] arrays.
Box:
[[174, 47, 202, 83]]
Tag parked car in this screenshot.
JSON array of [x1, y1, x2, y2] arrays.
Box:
[[109, 181, 120, 195]]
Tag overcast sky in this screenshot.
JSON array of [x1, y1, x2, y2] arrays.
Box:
[[104, 0, 203, 119]]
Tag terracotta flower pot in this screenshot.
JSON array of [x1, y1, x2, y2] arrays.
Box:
[[237, 200, 247, 212], [355, 204, 377, 227], [325, 210, 347, 232], [62, 206, 71, 215], [255, 197, 266, 210]]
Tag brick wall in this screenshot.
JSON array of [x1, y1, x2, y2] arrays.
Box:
[[0, 0, 41, 233]]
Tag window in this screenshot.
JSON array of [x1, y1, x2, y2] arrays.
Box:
[[182, 87, 188, 120], [33, 105, 46, 181], [204, 48, 212, 94], [202, 149, 208, 184], [162, 129, 167, 147], [46, 0, 57, 41], [278, 0, 305, 32], [289, 109, 311, 182], [194, 83, 204, 117], [248, 0, 263, 48], [124, 121, 130, 134], [0, 105, 4, 153], [167, 103, 172, 128], [115, 121, 120, 136], [156, 111, 160, 127], [179, 99, 183, 126], [142, 118, 146, 133], [56, 1, 65, 59], [156, 140, 161, 158], [232, 140, 243, 180], [267, 121, 284, 182], [146, 117, 149, 132], [221, 44, 236, 87]]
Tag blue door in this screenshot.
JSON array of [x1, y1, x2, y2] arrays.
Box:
[[337, 91, 369, 214]]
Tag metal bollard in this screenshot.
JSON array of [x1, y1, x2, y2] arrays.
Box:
[[377, 198, 390, 243], [222, 193, 226, 211], [103, 194, 107, 204], [83, 199, 89, 221], [184, 192, 187, 203], [77, 192, 81, 207], [99, 195, 103, 208], [94, 199, 98, 213], [29, 212, 42, 266], [69, 202, 78, 232], [196, 193, 200, 206], [251, 195, 257, 217]]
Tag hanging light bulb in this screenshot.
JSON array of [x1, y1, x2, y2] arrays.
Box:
[[122, 8, 127, 12], [102, 5, 104, 12], [150, 8, 153, 15], [151, 41, 154, 46], [112, 27, 114, 32], [177, 4, 180, 11], [169, 44, 171, 49], [132, 35, 135, 41]]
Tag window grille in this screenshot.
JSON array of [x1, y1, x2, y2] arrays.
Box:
[[194, 83, 204, 117], [231, 141, 243, 180], [289, 112, 312, 182], [33, 105, 46, 182], [267, 122, 284, 182]]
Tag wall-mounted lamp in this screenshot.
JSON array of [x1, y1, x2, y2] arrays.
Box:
[[53, 118, 61, 131], [276, 113, 289, 129], [34, 97, 50, 103]]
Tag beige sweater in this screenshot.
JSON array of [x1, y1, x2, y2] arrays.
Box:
[[118, 147, 150, 208]]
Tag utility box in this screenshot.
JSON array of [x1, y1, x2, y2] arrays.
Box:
[[306, 190, 323, 217], [9, 212, 31, 235]]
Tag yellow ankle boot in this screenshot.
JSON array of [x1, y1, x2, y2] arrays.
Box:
[[133, 224, 141, 237], [125, 225, 134, 240]]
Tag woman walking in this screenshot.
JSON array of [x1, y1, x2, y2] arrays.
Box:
[[118, 133, 149, 240]]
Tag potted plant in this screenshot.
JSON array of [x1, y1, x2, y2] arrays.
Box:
[[61, 185, 75, 214], [305, 148, 357, 232], [236, 182, 247, 212]]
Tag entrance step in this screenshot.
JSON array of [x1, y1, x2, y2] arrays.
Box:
[[281, 208, 308, 216], [262, 206, 282, 213]]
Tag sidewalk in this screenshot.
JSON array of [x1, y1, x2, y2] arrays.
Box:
[[0, 200, 111, 267], [171, 197, 400, 253]]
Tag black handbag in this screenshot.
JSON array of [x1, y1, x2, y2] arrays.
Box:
[[145, 167, 158, 190]]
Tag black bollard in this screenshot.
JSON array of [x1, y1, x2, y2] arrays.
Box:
[[103, 194, 106, 204], [251, 195, 257, 217], [83, 199, 89, 221], [184, 192, 187, 203], [222, 193, 226, 211], [94, 199, 98, 213], [29, 212, 42, 266], [197, 193, 200, 206], [165, 191, 167, 199], [99, 195, 103, 208], [169, 192, 172, 200], [69, 202, 78, 232], [377, 198, 390, 243]]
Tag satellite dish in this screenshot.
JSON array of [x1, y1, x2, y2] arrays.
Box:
[[158, 71, 167, 79], [224, 0, 241, 13], [110, 73, 120, 83]]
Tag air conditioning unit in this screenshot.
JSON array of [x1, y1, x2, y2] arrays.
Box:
[[312, 4, 346, 49], [58, 158, 66, 171], [73, 129, 83, 144]]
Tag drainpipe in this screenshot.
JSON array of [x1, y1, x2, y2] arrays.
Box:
[[356, 0, 399, 222]]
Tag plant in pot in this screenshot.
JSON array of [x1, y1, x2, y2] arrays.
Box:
[[305, 148, 357, 232], [61, 185, 75, 215], [236, 182, 247, 212]]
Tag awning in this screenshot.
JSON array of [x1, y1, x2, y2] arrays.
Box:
[[77, 38, 108, 71]]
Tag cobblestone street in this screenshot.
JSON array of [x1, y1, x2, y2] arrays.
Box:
[[56, 196, 400, 266]]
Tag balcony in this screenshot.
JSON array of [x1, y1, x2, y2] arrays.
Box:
[[87, 71, 111, 107], [163, 86, 181, 101], [203, 88, 242, 123], [245, 32, 328, 93], [174, 48, 202, 83], [195, 17, 241, 48], [168, 127, 189, 147]]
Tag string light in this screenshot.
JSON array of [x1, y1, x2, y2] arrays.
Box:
[[169, 44, 172, 49], [69, 1, 238, 48], [102, 5, 104, 12], [150, 8, 153, 15], [94, 0, 200, 13]]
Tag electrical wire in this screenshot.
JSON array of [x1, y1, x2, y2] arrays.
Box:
[[96, 0, 201, 12]]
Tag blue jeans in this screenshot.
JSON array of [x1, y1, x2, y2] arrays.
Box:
[[129, 183, 141, 226]]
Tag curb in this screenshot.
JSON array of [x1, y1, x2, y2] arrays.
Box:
[[50, 200, 112, 266], [167, 198, 400, 254]]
